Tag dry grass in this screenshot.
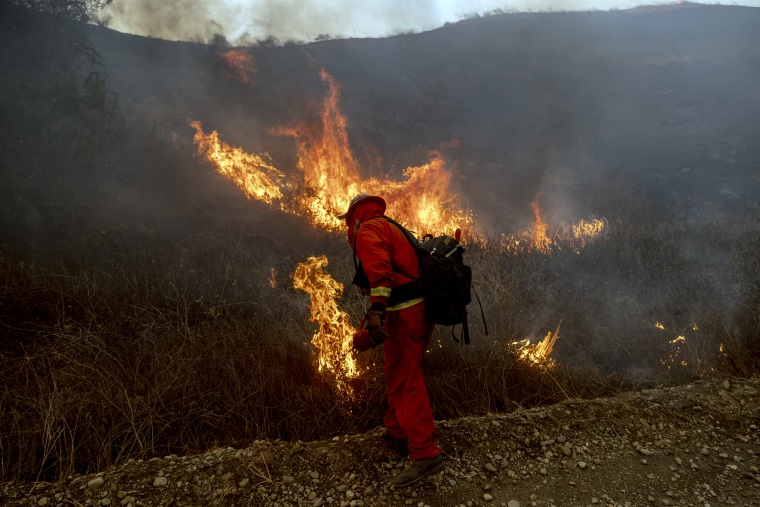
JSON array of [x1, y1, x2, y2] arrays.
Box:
[[1, 211, 759, 483]]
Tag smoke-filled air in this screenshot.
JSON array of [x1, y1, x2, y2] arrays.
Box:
[[1, 0, 759, 486]]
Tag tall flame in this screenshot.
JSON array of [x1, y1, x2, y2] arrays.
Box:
[[292, 256, 359, 394]]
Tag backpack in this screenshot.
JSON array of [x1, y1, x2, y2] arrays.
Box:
[[352, 216, 487, 344]]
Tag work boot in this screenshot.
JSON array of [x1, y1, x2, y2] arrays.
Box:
[[381, 430, 409, 457], [392, 454, 445, 488]]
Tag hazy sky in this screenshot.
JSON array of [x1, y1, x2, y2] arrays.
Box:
[[105, 0, 760, 44]]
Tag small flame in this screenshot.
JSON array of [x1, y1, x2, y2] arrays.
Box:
[[660, 333, 690, 370], [655, 322, 665, 330], [269, 267, 277, 288], [512, 321, 561, 369], [530, 196, 552, 253], [292, 256, 359, 394], [496, 198, 607, 254], [219, 49, 256, 86], [572, 218, 606, 245]]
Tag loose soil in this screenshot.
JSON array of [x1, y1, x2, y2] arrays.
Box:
[[4, 376, 759, 507]]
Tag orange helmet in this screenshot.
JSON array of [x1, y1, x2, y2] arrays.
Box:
[[337, 194, 386, 220]]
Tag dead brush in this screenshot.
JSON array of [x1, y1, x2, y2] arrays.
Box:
[[2, 211, 760, 483]]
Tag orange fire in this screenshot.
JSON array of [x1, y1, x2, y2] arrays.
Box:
[[572, 218, 606, 246], [268, 267, 277, 288], [190, 120, 283, 203], [512, 322, 561, 369], [191, 66, 471, 238], [190, 65, 611, 385], [493, 194, 607, 254], [219, 49, 256, 86], [530, 196, 552, 253], [292, 256, 359, 394]]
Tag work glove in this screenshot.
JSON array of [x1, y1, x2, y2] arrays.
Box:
[[353, 304, 388, 352], [364, 310, 385, 331], [352, 329, 385, 352], [365, 308, 388, 342]]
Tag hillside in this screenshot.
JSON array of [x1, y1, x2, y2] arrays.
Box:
[[5, 376, 760, 506], [85, 4, 760, 228], [2, 2, 760, 492]]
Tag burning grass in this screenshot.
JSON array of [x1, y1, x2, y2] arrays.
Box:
[[1, 212, 759, 483]]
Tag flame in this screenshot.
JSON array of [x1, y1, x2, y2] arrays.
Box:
[[189, 65, 613, 387], [219, 49, 256, 86], [190, 120, 283, 203], [572, 218, 606, 245], [530, 196, 553, 253], [292, 256, 359, 394], [269, 267, 277, 288], [655, 322, 665, 330], [191, 66, 471, 237], [512, 321, 561, 369], [495, 198, 607, 254]]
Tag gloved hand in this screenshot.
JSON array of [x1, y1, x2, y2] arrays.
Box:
[[364, 310, 385, 331], [362, 303, 388, 345], [353, 304, 388, 352], [352, 329, 387, 352]]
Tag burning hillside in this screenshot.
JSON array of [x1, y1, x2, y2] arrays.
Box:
[[3, 4, 760, 489], [191, 67, 472, 238], [189, 64, 614, 382]]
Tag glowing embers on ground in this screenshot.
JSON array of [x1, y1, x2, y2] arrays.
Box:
[[190, 66, 472, 238], [654, 321, 723, 373], [292, 256, 359, 395], [512, 322, 561, 369]]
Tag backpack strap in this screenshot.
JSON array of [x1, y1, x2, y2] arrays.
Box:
[[351, 216, 422, 305], [453, 285, 488, 345]]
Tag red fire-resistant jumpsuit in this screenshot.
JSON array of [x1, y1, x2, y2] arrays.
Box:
[[346, 199, 442, 461]]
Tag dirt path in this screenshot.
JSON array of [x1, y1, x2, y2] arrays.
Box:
[[4, 377, 759, 507]]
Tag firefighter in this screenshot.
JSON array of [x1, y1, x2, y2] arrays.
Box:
[[338, 193, 445, 488]]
